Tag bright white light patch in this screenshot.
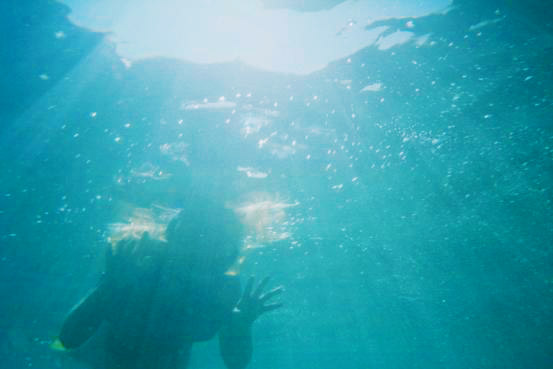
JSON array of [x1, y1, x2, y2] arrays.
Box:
[[181, 100, 237, 110], [237, 166, 269, 178], [376, 30, 414, 50], [159, 142, 190, 165], [360, 83, 382, 92], [235, 193, 298, 244], [60, 0, 451, 75], [469, 17, 504, 31]]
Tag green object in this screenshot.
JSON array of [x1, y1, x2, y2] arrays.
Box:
[[50, 338, 67, 352]]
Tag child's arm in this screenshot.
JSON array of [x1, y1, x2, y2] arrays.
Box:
[[58, 277, 111, 349], [218, 277, 283, 369]]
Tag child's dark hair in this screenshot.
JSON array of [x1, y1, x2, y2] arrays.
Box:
[[165, 197, 243, 273]]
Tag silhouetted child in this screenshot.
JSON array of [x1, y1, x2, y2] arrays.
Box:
[[58, 200, 282, 369]]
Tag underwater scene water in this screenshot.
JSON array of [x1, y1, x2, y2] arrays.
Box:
[[1, 0, 553, 368]]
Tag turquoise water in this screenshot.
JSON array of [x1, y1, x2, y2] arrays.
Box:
[[1, 0, 552, 368]]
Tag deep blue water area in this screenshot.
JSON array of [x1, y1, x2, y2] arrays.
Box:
[[1, 0, 553, 368]]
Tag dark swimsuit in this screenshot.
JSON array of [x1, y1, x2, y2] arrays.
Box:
[[60, 237, 241, 369]]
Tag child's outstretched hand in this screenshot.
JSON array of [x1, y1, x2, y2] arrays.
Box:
[[234, 276, 283, 326]]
